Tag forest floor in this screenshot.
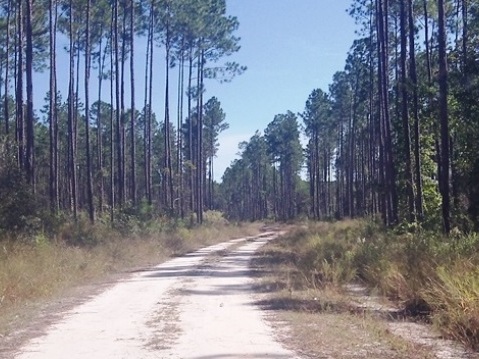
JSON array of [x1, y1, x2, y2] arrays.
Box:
[[4, 227, 479, 358]]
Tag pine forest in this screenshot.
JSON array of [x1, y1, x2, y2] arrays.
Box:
[[5, 0, 479, 352]]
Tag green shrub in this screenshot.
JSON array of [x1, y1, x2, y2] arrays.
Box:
[[0, 149, 38, 233]]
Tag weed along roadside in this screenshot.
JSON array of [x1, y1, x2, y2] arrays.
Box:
[[251, 220, 479, 359], [0, 211, 263, 351]]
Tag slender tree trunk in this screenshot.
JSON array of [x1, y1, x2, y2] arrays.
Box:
[[377, 0, 398, 225], [188, 48, 194, 215], [376, 0, 386, 223], [120, 6, 126, 204], [198, 50, 205, 223], [164, 18, 174, 212], [195, 50, 202, 223], [315, 135, 321, 218], [74, 38, 81, 204], [85, 0, 95, 223], [109, 11, 115, 221], [337, 120, 344, 218], [129, 0, 136, 205], [49, 0, 58, 213], [143, 6, 151, 202], [177, 52, 185, 217], [462, 0, 468, 74], [408, 0, 424, 220], [438, 0, 451, 233], [423, 0, 432, 84], [114, 0, 123, 207], [400, 0, 416, 221], [97, 29, 106, 212], [25, 0, 34, 189], [4, 0, 11, 137], [53, 2, 59, 211], [16, 0, 24, 170], [368, 0, 378, 216], [147, 12, 153, 205], [68, 0, 78, 218], [349, 76, 359, 218]]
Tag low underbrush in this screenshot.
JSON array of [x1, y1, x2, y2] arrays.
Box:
[[280, 220, 479, 349], [0, 211, 261, 334]]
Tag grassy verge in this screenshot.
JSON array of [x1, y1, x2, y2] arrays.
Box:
[[0, 211, 262, 336], [251, 227, 434, 358], [267, 220, 479, 350]]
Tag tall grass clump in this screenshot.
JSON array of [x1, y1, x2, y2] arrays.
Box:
[[423, 261, 479, 348], [282, 220, 364, 288], [283, 220, 479, 348]]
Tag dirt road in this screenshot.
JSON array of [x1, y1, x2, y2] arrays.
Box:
[[13, 232, 300, 359]]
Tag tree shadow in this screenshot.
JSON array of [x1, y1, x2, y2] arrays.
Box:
[[190, 354, 292, 359]]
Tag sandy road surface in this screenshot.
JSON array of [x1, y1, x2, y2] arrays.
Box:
[[14, 232, 300, 359]]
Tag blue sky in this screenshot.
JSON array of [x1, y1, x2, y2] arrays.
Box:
[[206, 0, 358, 180]]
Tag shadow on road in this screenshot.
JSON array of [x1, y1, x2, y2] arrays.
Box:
[[190, 354, 292, 359]]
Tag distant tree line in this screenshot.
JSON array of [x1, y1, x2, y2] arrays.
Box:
[[0, 0, 239, 229], [220, 0, 479, 233]]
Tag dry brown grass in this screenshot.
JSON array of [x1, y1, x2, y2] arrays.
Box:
[[251, 227, 437, 359], [0, 218, 263, 337]]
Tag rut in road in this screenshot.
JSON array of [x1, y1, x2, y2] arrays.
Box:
[[14, 232, 301, 359]]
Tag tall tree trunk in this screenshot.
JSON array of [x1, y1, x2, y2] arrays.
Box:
[[129, 0, 136, 205], [438, 0, 451, 233], [195, 50, 201, 223], [197, 50, 205, 223], [25, 0, 34, 189], [109, 10, 115, 221], [74, 37, 81, 205], [4, 0, 11, 137], [188, 48, 194, 216], [409, 0, 424, 220], [49, 0, 58, 213], [337, 118, 344, 218], [143, 5, 152, 203], [462, 0, 468, 74], [84, 0, 95, 223], [53, 3, 59, 211], [349, 74, 360, 219], [368, 0, 378, 216], [164, 16, 174, 212], [68, 0, 78, 218], [400, 0, 416, 221], [423, 0, 432, 84], [120, 6, 127, 204], [97, 29, 106, 212], [16, 0, 24, 170], [177, 51, 185, 217], [147, 11, 153, 205], [377, 0, 398, 225], [114, 0, 123, 207]]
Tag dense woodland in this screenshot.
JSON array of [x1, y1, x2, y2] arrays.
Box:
[[221, 0, 479, 234], [0, 0, 241, 229], [0, 0, 479, 235]]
